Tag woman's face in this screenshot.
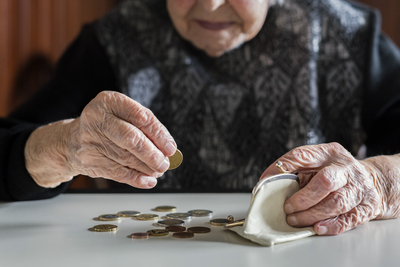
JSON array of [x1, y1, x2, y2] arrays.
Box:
[[167, 0, 269, 57]]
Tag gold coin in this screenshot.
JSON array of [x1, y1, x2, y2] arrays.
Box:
[[154, 205, 177, 212], [172, 232, 194, 238], [210, 218, 230, 226], [98, 214, 121, 221], [93, 224, 118, 232], [147, 229, 169, 236], [135, 214, 159, 221], [117, 211, 140, 217], [168, 149, 183, 170]]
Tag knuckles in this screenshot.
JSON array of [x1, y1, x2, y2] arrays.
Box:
[[313, 169, 336, 192], [327, 193, 348, 214]]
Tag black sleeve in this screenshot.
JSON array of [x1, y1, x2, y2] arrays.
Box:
[[363, 10, 400, 157], [0, 24, 117, 201]]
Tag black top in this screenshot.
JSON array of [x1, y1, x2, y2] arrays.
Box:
[[1, 0, 400, 201]]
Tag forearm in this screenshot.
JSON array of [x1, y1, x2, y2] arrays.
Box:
[[25, 119, 79, 188], [361, 154, 400, 220]]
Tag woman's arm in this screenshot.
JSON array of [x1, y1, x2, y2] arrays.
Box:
[[0, 24, 116, 201]]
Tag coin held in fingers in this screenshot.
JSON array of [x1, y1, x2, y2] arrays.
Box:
[[168, 149, 183, 170]]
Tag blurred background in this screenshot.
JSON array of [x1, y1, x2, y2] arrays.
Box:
[[0, 0, 399, 189]]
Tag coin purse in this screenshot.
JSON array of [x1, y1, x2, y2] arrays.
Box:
[[229, 174, 316, 246]]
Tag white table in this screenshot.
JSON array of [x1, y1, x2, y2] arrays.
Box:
[[0, 193, 399, 267]]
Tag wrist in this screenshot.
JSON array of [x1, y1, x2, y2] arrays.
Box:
[[359, 155, 400, 220], [25, 119, 79, 188], [359, 157, 386, 219]]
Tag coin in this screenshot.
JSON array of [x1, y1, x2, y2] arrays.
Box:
[[210, 218, 230, 226], [168, 149, 183, 170], [136, 214, 159, 221], [154, 206, 177, 212], [117, 211, 140, 217], [166, 213, 192, 220], [188, 209, 213, 217], [166, 226, 186, 232], [98, 214, 121, 221], [172, 232, 194, 238], [130, 232, 149, 239], [157, 219, 185, 227], [187, 227, 211, 234], [147, 229, 169, 236], [93, 224, 118, 232]]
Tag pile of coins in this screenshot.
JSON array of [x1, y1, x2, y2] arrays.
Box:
[[90, 150, 242, 239], [91, 205, 237, 240]]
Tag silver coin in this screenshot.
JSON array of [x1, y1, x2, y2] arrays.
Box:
[[188, 209, 213, 217], [117, 211, 140, 217], [166, 213, 192, 220], [98, 214, 121, 221], [157, 219, 185, 227]]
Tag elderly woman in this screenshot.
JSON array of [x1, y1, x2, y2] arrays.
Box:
[[1, 0, 400, 236]]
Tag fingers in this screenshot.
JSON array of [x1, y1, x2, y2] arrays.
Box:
[[314, 204, 372, 235], [84, 156, 158, 189], [101, 91, 177, 156], [93, 138, 162, 177], [286, 185, 362, 227], [99, 114, 170, 173], [284, 166, 348, 214]]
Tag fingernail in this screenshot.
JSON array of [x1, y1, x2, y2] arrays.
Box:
[[284, 203, 294, 214], [147, 177, 157, 188], [164, 142, 176, 155], [159, 159, 170, 172], [287, 215, 298, 226], [317, 226, 327, 235]]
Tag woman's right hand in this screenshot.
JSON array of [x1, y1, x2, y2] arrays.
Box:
[[25, 91, 176, 189]]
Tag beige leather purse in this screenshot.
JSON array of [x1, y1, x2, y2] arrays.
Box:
[[229, 174, 316, 246]]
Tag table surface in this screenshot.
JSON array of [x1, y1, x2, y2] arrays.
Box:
[[0, 193, 399, 267]]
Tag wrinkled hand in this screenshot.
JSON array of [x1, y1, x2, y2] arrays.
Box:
[[26, 91, 176, 189], [259, 143, 384, 236]]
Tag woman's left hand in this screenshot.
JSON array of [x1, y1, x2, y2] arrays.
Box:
[[259, 142, 384, 236]]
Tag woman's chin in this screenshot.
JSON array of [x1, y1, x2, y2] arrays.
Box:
[[193, 39, 244, 57], [196, 44, 233, 57], [204, 49, 226, 57]]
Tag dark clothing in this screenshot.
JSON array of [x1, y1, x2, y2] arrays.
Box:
[[1, 0, 400, 201]]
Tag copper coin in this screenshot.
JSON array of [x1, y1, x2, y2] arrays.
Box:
[[187, 227, 211, 234], [130, 232, 149, 239], [166, 226, 186, 232], [172, 232, 194, 238]]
